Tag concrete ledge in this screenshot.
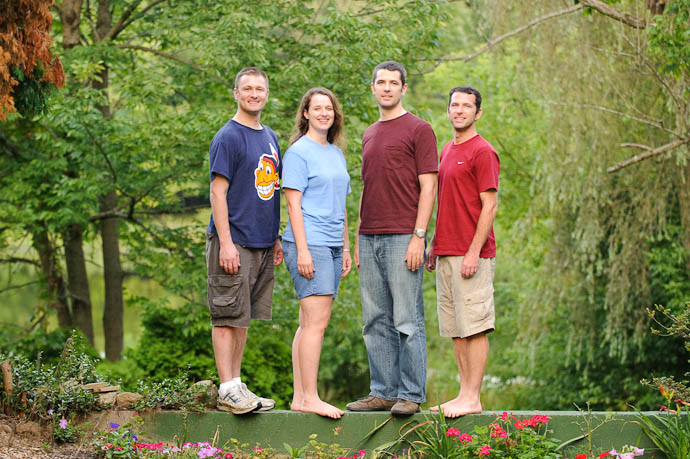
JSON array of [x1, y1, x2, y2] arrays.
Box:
[[131, 410, 673, 457]]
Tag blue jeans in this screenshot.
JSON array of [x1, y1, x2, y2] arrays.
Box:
[[359, 234, 426, 403]]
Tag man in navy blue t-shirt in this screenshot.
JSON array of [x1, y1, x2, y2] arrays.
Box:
[[206, 67, 283, 414]]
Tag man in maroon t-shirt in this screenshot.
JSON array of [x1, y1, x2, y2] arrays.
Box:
[[346, 61, 438, 415], [426, 86, 500, 418]]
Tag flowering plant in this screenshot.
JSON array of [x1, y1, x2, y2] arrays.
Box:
[[635, 386, 690, 459], [382, 411, 561, 458], [52, 417, 79, 444]]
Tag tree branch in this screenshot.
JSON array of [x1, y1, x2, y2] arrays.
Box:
[[549, 102, 679, 137], [356, 0, 461, 17], [115, 45, 232, 88], [0, 257, 40, 266], [0, 280, 40, 294], [420, 3, 585, 64], [106, 0, 168, 41], [581, 0, 647, 29], [423, 0, 646, 65], [607, 138, 690, 173]]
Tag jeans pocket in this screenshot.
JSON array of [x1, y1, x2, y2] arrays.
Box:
[[208, 275, 242, 319], [464, 285, 493, 321]]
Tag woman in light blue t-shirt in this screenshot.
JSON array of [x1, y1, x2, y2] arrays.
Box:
[[282, 87, 351, 419]]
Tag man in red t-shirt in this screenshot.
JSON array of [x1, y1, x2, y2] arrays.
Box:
[[426, 86, 500, 418], [346, 61, 438, 415]]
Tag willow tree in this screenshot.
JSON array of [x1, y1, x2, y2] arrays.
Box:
[[420, 0, 688, 408]]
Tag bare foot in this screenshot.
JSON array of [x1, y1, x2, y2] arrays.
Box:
[[291, 397, 303, 411], [299, 398, 344, 419], [436, 397, 482, 418]]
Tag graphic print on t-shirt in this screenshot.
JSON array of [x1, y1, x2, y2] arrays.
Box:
[[254, 143, 281, 200]]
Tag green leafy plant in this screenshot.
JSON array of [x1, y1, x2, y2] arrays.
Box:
[[133, 371, 205, 411], [93, 417, 143, 458], [636, 390, 690, 459], [1, 331, 100, 417], [52, 417, 80, 444], [377, 410, 561, 458]]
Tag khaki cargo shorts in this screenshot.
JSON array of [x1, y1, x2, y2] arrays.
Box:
[[436, 256, 495, 338], [205, 232, 274, 328]]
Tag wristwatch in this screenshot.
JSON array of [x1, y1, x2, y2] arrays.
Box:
[[413, 228, 426, 238]]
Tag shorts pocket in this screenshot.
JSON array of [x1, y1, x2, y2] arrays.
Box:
[[464, 285, 493, 321], [208, 275, 242, 319]]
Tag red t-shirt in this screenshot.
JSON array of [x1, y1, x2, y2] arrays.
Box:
[[433, 134, 500, 258], [359, 112, 438, 234]]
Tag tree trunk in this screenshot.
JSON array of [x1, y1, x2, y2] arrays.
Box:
[[58, 0, 83, 49], [679, 160, 690, 273], [92, 0, 124, 361], [32, 227, 71, 327], [63, 223, 94, 345], [100, 191, 123, 360]]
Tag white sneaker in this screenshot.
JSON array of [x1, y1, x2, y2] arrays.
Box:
[[241, 383, 275, 411], [217, 384, 261, 414]]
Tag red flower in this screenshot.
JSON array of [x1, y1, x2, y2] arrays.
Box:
[[598, 452, 611, 458], [575, 455, 587, 459]]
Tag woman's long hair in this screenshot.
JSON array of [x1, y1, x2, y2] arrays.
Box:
[[289, 87, 345, 150]]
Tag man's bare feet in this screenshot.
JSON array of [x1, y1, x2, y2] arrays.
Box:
[[297, 398, 344, 419], [429, 396, 482, 418]]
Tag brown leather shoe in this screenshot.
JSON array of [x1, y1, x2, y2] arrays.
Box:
[[346, 395, 396, 411], [391, 399, 421, 416]]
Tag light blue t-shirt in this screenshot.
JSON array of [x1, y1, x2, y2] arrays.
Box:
[[282, 135, 351, 246]]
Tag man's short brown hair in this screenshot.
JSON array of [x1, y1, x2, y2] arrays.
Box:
[[234, 67, 268, 90]]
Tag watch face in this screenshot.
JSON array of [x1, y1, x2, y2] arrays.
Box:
[[414, 229, 425, 237]]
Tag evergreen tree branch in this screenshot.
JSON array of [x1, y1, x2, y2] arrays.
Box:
[[115, 45, 232, 88], [607, 138, 690, 173]]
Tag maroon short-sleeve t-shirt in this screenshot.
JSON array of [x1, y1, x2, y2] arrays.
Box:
[[433, 134, 500, 258], [359, 112, 438, 234]]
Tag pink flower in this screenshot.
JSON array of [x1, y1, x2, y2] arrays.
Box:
[[224, 454, 233, 459], [59, 419, 68, 429], [478, 444, 492, 456], [446, 427, 460, 437], [459, 433, 472, 442], [253, 446, 261, 452], [359, 450, 366, 456]]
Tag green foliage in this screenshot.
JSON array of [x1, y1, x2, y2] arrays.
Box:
[[11, 65, 54, 117], [636, 407, 690, 459], [127, 300, 216, 384], [1, 331, 101, 417], [647, 0, 690, 77], [92, 416, 143, 458], [377, 411, 561, 458], [96, 358, 147, 393], [52, 417, 80, 444], [133, 372, 205, 411]]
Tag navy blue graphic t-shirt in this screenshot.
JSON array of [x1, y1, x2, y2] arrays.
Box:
[[207, 119, 281, 248]]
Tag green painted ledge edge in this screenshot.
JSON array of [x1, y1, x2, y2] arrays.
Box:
[[108, 410, 682, 458]]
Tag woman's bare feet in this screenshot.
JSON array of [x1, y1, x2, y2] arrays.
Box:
[[429, 396, 482, 418], [298, 397, 344, 419], [291, 397, 303, 411]]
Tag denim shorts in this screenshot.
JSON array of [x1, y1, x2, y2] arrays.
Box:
[[283, 240, 343, 299]]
